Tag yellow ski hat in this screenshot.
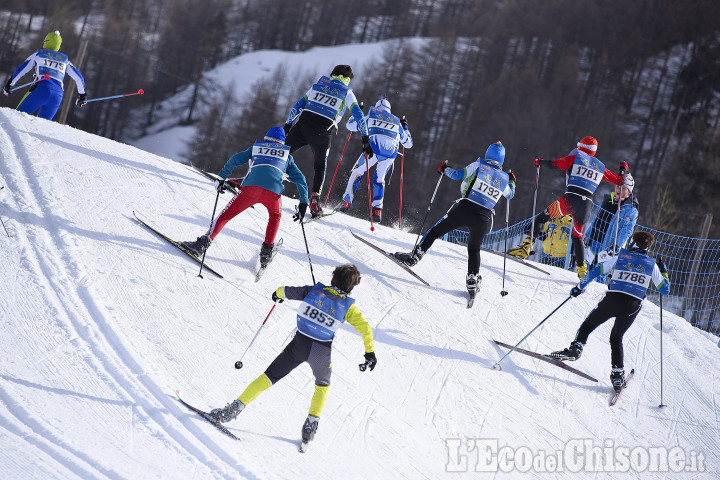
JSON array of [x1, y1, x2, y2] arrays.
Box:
[[43, 31, 62, 51]]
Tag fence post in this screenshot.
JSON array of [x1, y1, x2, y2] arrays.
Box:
[[58, 38, 89, 125], [681, 213, 713, 323]]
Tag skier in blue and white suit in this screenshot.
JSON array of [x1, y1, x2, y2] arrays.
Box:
[[3, 31, 86, 121], [549, 231, 671, 392], [283, 65, 372, 218], [394, 141, 516, 294], [339, 98, 413, 223]]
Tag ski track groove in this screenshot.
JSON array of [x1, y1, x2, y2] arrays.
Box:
[[3, 123, 259, 479]]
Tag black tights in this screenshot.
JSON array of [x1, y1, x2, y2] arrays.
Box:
[[418, 200, 493, 274], [574, 292, 642, 368]]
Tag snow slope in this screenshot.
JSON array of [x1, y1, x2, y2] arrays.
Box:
[[1, 108, 718, 479]]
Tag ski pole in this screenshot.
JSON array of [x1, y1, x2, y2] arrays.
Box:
[[364, 153, 375, 231], [501, 196, 510, 296], [399, 145, 405, 228], [323, 100, 363, 207], [0, 215, 10, 237], [198, 188, 222, 279], [528, 165, 540, 256], [81, 88, 144, 105], [492, 296, 572, 370], [323, 132, 352, 207], [234, 302, 278, 369], [658, 294, 667, 408], [8, 74, 50, 93], [298, 206, 316, 284], [612, 170, 626, 254], [413, 165, 445, 251]]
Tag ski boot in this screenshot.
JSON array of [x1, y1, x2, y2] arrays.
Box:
[[577, 261, 589, 280], [373, 208, 382, 223], [310, 192, 323, 218], [507, 236, 532, 259], [259, 242, 275, 267], [610, 367, 626, 393], [210, 398, 245, 423], [301, 414, 319, 443], [466, 273, 481, 295], [548, 341, 584, 361], [337, 200, 351, 213], [180, 234, 211, 257], [393, 247, 424, 267]]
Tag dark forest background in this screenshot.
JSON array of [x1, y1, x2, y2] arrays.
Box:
[[1, 0, 719, 237]]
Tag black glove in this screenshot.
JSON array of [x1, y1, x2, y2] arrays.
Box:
[[271, 291, 284, 303], [362, 135, 374, 158], [293, 202, 308, 222], [507, 168, 516, 184], [656, 257, 667, 274], [359, 100, 365, 111], [437, 160, 449, 175], [401, 115, 408, 129], [619, 162, 629, 174], [3, 78, 11, 96], [570, 286, 583, 297], [283, 122, 293, 135], [214, 178, 226, 194], [75, 93, 87, 107], [363, 352, 377, 371]]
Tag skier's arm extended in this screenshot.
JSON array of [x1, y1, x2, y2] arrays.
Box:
[[345, 305, 375, 353], [217, 147, 252, 179], [286, 89, 310, 124], [285, 156, 309, 204], [345, 90, 369, 136], [274, 285, 313, 301]]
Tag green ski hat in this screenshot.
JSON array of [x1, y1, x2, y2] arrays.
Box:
[[43, 31, 62, 51]]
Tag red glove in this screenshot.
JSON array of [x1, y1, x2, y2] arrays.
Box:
[[438, 160, 449, 175], [619, 162, 629, 174], [533, 156, 543, 167]]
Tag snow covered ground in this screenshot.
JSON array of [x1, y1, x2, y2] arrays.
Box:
[[1, 108, 718, 479]]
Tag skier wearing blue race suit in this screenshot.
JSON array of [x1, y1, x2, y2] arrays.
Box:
[[393, 142, 516, 294], [338, 98, 413, 223], [585, 174, 639, 282], [208, 264, 376, 447], [3, 31, 86, 120], [283, 65, 372, 218], [548, 231, 671, 392]]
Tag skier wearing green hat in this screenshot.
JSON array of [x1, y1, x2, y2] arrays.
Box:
[[3, 31, 86, 120]]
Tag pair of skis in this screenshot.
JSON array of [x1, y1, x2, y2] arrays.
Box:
[[134, 211, 279, 280], [493, 340, 634, 405], [175, 391, 312, 451]]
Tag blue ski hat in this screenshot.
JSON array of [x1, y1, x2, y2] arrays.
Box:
[[264, 127, 286, 144], [485, 141, 505, 166]]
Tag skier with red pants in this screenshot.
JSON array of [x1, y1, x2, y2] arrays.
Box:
[[507, 136, 628, 279], [181, 127, 308, 265]]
